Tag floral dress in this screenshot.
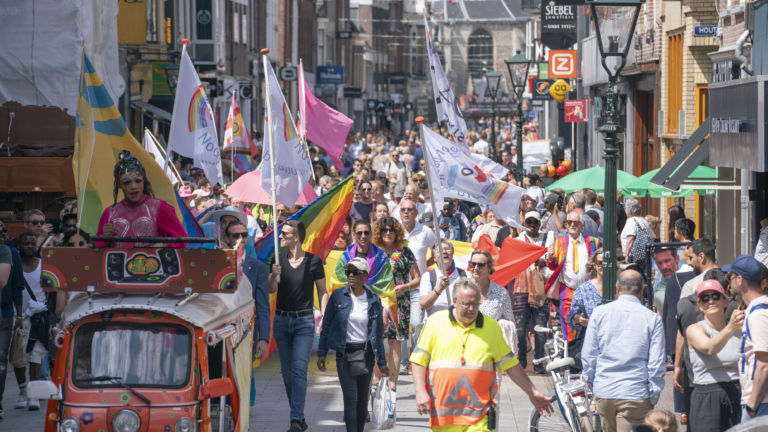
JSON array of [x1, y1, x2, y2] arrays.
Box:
[[384, 244, 416, 340]]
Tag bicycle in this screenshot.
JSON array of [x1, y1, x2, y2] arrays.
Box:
[[528, 324, 597, 432]]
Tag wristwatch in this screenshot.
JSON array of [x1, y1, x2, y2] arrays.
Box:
[[746, 405, 758, 415]]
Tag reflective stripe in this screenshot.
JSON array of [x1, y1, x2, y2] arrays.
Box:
[[412, 347, 432, 363], [429, 360, 494, 371], [430, 404, 491, 419]]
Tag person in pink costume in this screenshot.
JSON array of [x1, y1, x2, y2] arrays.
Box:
[[96, 150, 188, 248]]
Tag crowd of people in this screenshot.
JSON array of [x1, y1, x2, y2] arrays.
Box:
[[1, 122, 767, 432]]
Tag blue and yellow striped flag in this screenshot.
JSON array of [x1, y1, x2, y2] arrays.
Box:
[[74, 52, 182, 234]]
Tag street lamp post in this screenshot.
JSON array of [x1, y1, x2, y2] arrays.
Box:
[[164, 61, 180, 95], [485, 70, 502, 161], [588, 0, 644, 303], [504, 50, 531, 182]]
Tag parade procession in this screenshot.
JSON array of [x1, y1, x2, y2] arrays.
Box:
[[3, 0, 768, 431]]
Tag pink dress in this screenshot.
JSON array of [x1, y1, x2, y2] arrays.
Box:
[[95, 195, 188, 248]]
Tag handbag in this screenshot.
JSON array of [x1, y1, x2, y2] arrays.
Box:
[[9, 326, 25, 368], [345, 344, 368, 377]]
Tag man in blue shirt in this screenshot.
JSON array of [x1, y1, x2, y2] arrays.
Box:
[[582, 270, 666, 432]]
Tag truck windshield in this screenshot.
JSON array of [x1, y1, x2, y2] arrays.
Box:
[[73, 323, 191, 388]]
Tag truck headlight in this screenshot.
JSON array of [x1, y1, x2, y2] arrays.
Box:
[[61, 417, 81, 432], [112, 409, 141, 432], [175, 417, 196, 432]]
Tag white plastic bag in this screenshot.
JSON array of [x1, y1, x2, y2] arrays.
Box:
[[371, 377, 396, 429]]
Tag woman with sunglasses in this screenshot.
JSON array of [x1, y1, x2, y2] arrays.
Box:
[[685, 279, 744, 431], [373, 217, 421, 391], [467, 249, 513, 322], [96, 151, 187, 248], [567, 248, 604, 335], [317, 258, 389, 432]]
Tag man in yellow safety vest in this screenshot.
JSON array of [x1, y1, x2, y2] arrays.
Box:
[[411, 276, 553, 431]]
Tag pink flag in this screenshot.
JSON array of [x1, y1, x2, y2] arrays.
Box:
[[298, 61, 353, 170]]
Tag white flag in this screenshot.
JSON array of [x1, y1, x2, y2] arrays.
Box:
[[143, 130, 178, 185], [471, 153, 509, 179], [424, 10, 470, 156], [167, 49, 224, 187], [422, 126, 525, 230], [260, 57, 312, 207]]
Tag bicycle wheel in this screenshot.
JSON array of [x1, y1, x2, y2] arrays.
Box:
[[528, 398, 579, 432]]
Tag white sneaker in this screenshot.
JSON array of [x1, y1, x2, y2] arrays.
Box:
[[15, 390, 28, 409], [28, 398, 40, 411]]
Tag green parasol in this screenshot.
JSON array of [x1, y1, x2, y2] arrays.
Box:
[[620, 166, 717, 198], [543, 166, 638, 194]]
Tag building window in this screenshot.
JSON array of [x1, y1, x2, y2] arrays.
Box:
[[233, 11, 239, 43], [695, 83, 708, 128], [318, 29, 325, 66], [147, 0, 158, 43], [468, 29, 493, 80], [667, 33, 683, 134], [242, 13, 248, 47]]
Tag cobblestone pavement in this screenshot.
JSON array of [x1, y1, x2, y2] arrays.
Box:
[[1, 350, 684, 432]]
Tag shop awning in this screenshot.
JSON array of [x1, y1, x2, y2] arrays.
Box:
[[131, 101, 172, 123], [650, 117, 710, 192]]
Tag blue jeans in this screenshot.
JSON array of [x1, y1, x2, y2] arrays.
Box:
[[742, 403, 768, 423], [272, 313, 316, 422], [0, 317, 14, 410], [512, 293, 549, 368], [401, 290, 423, 368], [336, 342, 375, 432]]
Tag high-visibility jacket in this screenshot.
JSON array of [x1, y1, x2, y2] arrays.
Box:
[[410, 308, 518, 430]]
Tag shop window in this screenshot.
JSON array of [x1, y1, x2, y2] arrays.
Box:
[[667, 34, 683, 134], [468, 29, 493, 80]]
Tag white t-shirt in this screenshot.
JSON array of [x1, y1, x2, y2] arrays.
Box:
[[22, 260, 45, 316], [621, 216, 653, 257], [739, 296, 768, 405], [473, 140, 489, 157], [387, 161, 409, 186], [402, 222, 436, 279], [393, 201, 428, 223], [346, 292, 369, 343], [527, 186, 545, 204]]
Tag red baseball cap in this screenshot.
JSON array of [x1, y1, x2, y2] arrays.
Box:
[[697, 280, 725, 298]]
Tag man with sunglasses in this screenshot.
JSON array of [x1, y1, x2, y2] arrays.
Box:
[[393, 184, 427, 223], [545, 211, 602, 342], [412, 278, 553, 429], [17, 209, 52, 251]]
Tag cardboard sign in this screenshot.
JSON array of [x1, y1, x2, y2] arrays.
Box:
[[564, 99, 588, 122], [42, 247, 241, 293]]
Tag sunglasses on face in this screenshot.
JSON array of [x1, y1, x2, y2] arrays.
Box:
[[29, 220, 45, 226], [64, 224, 77, 230], [345, 269, 367, 277], [355, 230, 371, 237], [360, 188, 372, 192], [229, 232, 248, 240], [469, 262, 487, 270], [400, 207, 416, 212], [525, 219, 540, 225], [701, 293, 722, 302], [120, 178, 144, 187], [565, 220, 582, 227], [382, 228, 396, 234], [279, 231, 295, 237], [455, 300, 481, 309]]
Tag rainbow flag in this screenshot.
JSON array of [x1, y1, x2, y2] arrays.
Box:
[[174, 190, 204, 249], [74, 52, 182, 235], [223, 96, 259, 174], [251, 175, 355, 368]]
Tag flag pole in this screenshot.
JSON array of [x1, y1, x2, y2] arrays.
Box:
[[75, 46, 86, 229], [164, 40, 189, 174], [146, 128, 184, 185], [298, 61, 317, 186], [417, 117, 450, 306], [230, 93, 235, 184], [262, 48, 281, 282]]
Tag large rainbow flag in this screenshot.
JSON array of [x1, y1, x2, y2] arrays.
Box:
[[251, 175, 355, 368], [74, 52, 182, 234]]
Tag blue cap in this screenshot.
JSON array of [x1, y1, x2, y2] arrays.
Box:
[[721, 254, 763, 281]]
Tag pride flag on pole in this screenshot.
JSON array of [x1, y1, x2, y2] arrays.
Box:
[[73, 52, 182, 235], [251, 175, 355, 368], [143, 129, 178, 185], [223, 94, 259, 174]]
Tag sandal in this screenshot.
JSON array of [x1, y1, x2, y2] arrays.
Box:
[[680, 413, 687, 425]]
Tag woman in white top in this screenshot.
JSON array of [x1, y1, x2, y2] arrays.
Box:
[[620, 198, 653, 257], [468, 249, 513, 322], [685, 279, 745, 432]]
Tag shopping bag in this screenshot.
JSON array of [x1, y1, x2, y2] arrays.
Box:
[[9, 327, 25, 368], [371, 377, 396, 429]]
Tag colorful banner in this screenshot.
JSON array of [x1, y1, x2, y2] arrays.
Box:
[[224, 95, 259, 174]]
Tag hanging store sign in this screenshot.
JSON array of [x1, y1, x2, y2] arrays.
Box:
[[532, 79, 555, 101], [541, 0, 578, 50], [564, 99, 588, 122]]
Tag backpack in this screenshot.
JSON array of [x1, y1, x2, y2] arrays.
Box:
[[741, 303, 768, 379], [629, 218, 653, 263]]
